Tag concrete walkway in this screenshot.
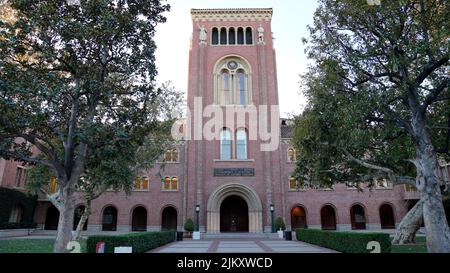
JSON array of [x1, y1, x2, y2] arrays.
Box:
[[150, 239, 337, 253]]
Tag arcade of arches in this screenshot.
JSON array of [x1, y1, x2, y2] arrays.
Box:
[[41, 201, 407, 231]]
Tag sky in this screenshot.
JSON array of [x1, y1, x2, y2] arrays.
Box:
[[153, 0, 319, 118]]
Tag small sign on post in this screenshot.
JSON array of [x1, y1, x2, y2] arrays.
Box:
[[114, 247, 133, 253], [193, 231, 201, 240], [96, 242, 105, 253]]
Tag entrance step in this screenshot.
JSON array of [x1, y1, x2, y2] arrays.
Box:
[[202, 232, 280, 240]]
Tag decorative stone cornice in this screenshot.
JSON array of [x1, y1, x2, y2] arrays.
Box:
[[191, 8, 273, 22]]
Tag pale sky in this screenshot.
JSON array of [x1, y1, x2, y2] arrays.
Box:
[[154, 0, 319, 118]]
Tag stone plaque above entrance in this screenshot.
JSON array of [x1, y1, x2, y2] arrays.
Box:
[[213, 168, 255, 177]]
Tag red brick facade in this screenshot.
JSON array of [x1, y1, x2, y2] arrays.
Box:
[[3, 8, 448, 234]]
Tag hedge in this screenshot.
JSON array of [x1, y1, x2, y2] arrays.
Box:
[[86, 231, 176, 253], [296, 228, 391, 253], [0, 187, 37, 229]]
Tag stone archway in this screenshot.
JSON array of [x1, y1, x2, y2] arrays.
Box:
[[207, 183, 263, 233]]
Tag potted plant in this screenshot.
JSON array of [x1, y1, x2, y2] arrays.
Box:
[[184, 218, 194, 238], [274, 217, 286, 238]]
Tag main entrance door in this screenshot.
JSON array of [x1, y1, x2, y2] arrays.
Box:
[[220, 195, 249, 232]]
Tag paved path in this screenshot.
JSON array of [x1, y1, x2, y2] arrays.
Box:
[[150, 239, 337, 253]]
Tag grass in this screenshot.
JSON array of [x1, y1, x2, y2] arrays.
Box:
[[390, 236, 427, 253], [0, 239, 87, 253]]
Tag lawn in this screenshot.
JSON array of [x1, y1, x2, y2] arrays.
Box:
[[391, 236, 427, 253], [0, 239, 86, 253]]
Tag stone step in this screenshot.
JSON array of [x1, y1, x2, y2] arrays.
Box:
[[202, 232, 281, 239]]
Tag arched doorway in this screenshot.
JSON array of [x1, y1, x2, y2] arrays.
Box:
[[320, 205, 337, 230], [379, 203, 395, 229], [220, 195, 249, 232], [350, 204, 366, 230], [73, 206, 88, 231], [45, 205, 59, 230], [161, 206, 177, 230], [291, 206, 307, 229], [132, 206, 147, 231], [102, 206, 117, 231], [206, 183, 263, 233]]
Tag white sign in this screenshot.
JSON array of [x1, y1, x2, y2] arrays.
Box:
[[114, 247, 133, 253], [193, 231, 201, 240]]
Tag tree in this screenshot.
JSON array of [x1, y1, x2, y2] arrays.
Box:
[[293, 0, 450, 252], [0, 0, 171, 252]]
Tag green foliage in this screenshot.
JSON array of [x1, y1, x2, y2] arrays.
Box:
[[292, 0, 450, 189], [183, 218, 194, 232], [86, 231, 175, 253], [296, 229, 391, 253], [274, 217, 286, 231], [0, 187, 37, 229]]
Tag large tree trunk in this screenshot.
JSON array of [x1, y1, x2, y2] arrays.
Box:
[[72, 201, 91, 241], [392, 200, 423, 244], [53, 187, 76, 253], [412, 115, 450, 253]]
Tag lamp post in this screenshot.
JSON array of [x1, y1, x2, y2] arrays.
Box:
[[195, 205, 200, 232], [270, 204, 275, 233]]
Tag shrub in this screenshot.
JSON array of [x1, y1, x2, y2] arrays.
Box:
[[0, 187, 37, 227], [0, 222, 37, 230], [86, 231, 175, 253], [184, 218, 194, 232], [274, 217, 286, 231], [296, 228, 391, 253]]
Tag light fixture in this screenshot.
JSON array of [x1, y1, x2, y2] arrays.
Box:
[[270, 204, 274, 212], [195, 205, 200, 212]]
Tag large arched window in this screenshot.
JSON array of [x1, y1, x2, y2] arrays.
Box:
[[220, 129, 232, 160], [214, 57, 252, 105], [236, 129, 248, 160]]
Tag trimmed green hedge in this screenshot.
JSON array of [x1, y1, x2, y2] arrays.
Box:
[[86, 231, 175, 253], [296, 228, 391, 253], [0, 187, 37, 229]]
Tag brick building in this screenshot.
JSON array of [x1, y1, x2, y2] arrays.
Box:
[[1, 8, 449, 235]]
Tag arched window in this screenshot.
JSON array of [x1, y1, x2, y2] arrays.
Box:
[[171, 177, 178, 191], [211, 27, 219, 45], [164, 150, 172, 161], [320, 205, 337, 230], [350, 204, 366, 230], [237, 27, 244, 44], [8, 204, 23, 224], [228, 27, 236, 45], [291, 206, 307, 229], [379, 203, 395, 229], [132, 206, 147, 232], [161, 206, 177, 231], [214, 57, 252, 106], [289, 177, 296, 190], [236, 69, 247, 105], [245, 27, 253, 44], [102, 206, 117, 231], [287, 148, 297, 162], [236, 129, 248, 160], [171, 149, 179, 162], [220, 70, 231, 105], [45, 205, 59, 230], [163, 176, 171, 191], [220, 27, 227, 45], [220, 129, 232, 160], [73, 206, 88, 231]]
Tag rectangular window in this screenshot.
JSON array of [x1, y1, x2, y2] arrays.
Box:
[[49, 177, 58, 194], [15, 167, 27, 187]]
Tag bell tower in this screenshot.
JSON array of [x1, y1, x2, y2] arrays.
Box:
[[185, 8, 283, 233]]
